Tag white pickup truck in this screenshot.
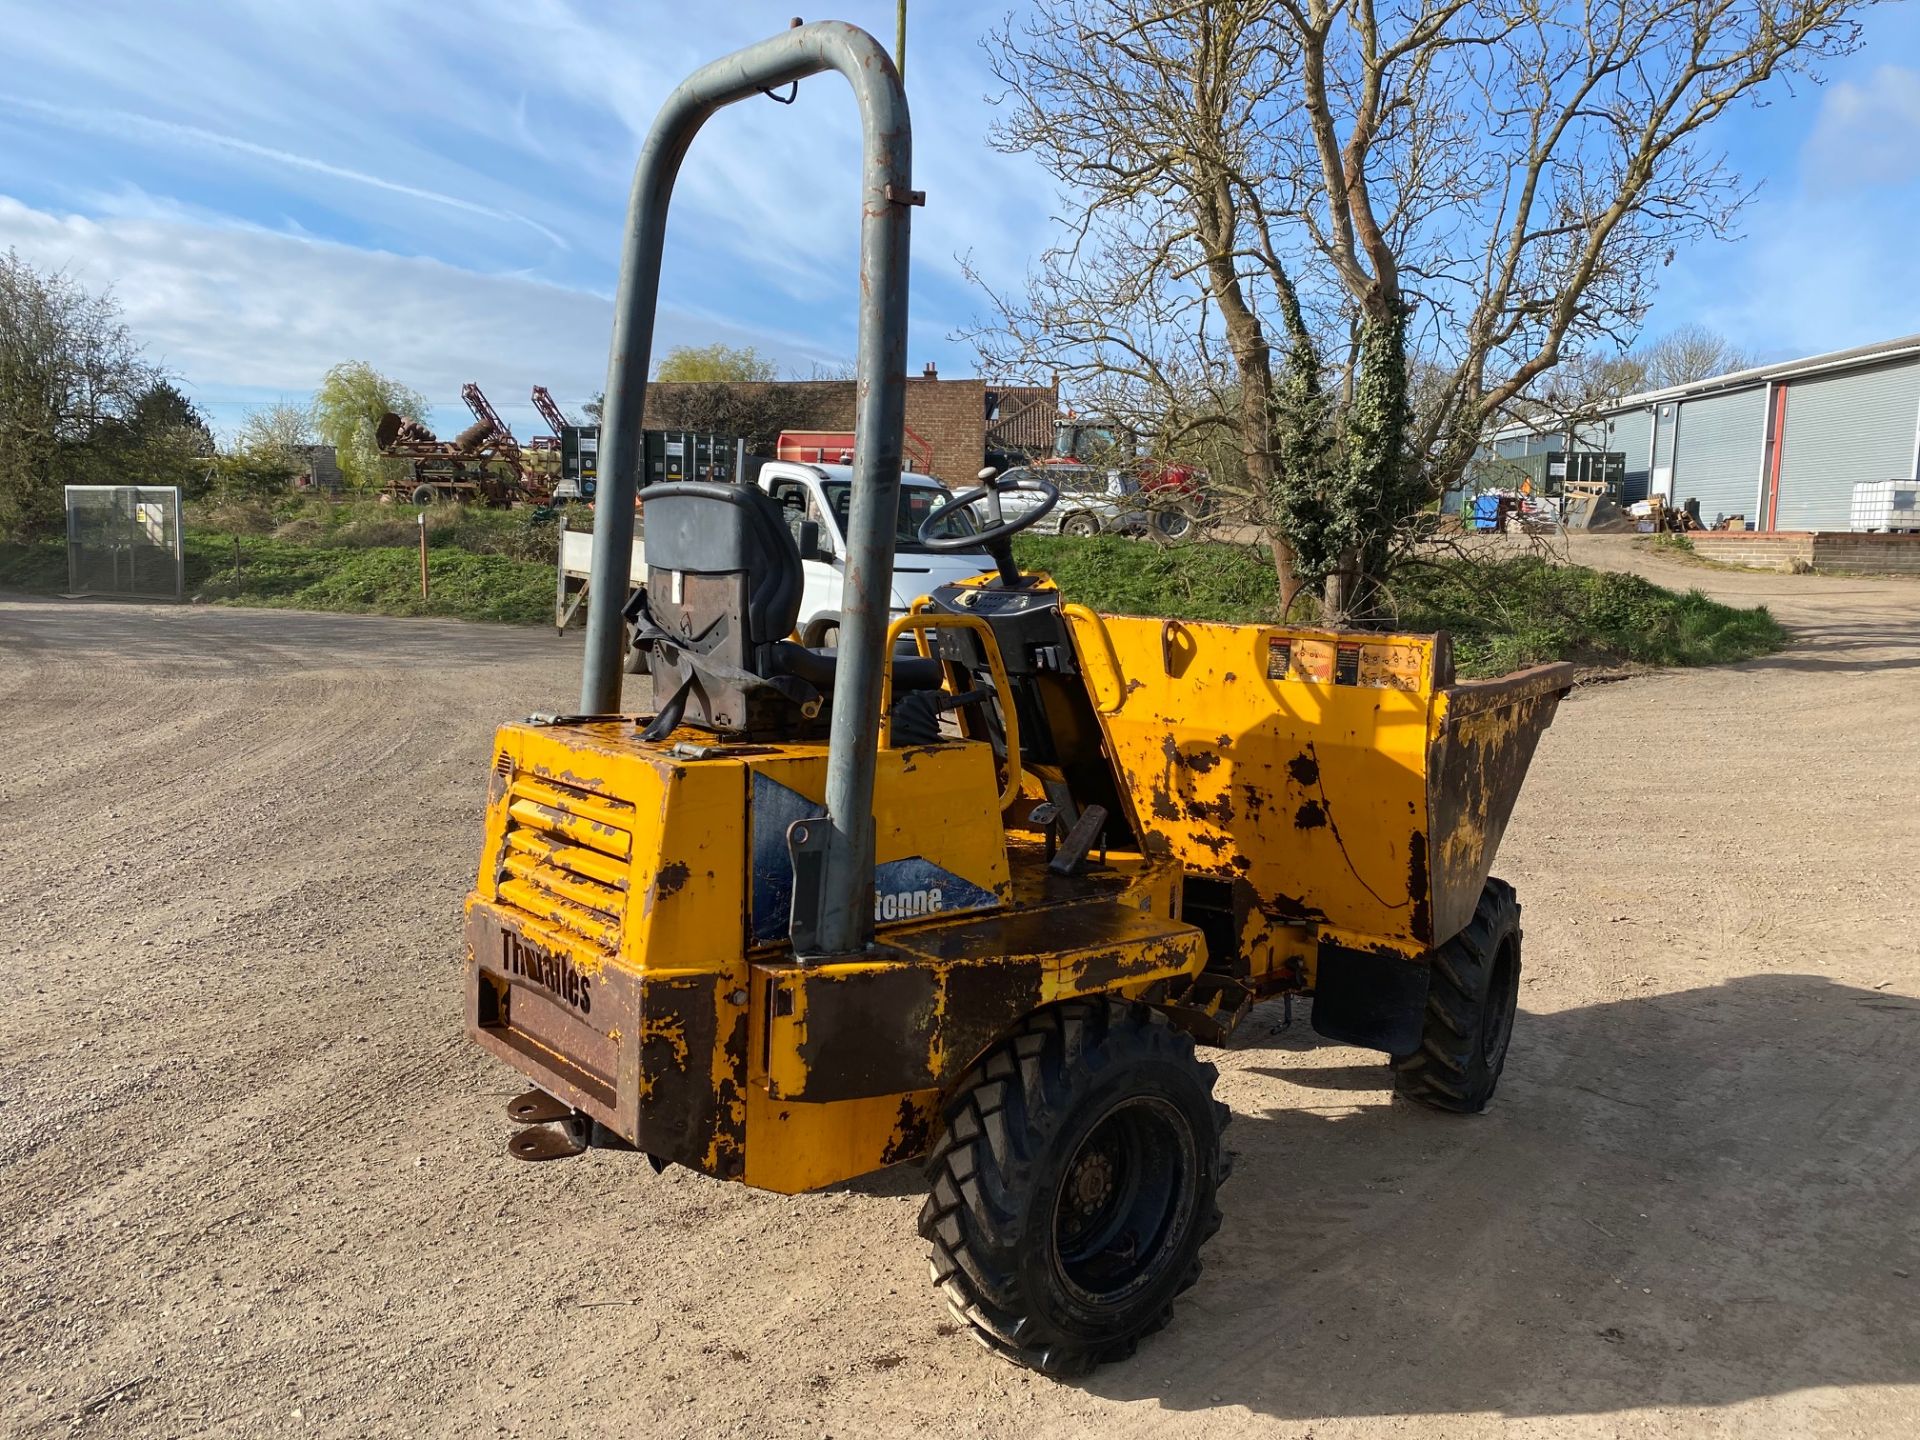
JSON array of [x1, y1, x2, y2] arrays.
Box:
[[555, 460, 995, 650]]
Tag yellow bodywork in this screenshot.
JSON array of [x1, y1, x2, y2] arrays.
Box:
[[466, 714, 1206, 1194], [466, 598, 1569, 1194], [1064, 608, 1570, 957]]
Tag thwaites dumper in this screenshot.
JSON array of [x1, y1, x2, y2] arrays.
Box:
[[463, 21, 1573, 1376]]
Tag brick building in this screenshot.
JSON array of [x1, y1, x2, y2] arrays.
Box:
[[644, 366, 1056, 484]]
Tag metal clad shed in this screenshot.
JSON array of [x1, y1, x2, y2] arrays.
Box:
[[1483, 333, 1920, 529], [1778, 360, 1920, 530], [1673, 388, 1766, 524]]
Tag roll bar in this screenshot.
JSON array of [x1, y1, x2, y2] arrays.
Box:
[[580, 21, 913, 958]]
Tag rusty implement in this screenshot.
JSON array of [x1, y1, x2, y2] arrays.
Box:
[[1063, 608, 1570, 1053]]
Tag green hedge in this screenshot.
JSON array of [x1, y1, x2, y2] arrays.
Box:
[[6, 525, 1785, 677], [1012, 536, 1785, 676]]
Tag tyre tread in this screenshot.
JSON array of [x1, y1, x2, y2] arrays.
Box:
[[1393, 878, 1522, 1114], [917, 999, 1228, 1376]]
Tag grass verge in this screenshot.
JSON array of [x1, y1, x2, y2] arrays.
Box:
[[1014, 535, 1787, 677], [6, 521, 1786, 677], [1, 532, 553, 626]]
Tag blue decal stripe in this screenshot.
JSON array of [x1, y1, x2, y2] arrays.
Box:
[[873, 856, 1000, 925], [750, 772, 825, 944]]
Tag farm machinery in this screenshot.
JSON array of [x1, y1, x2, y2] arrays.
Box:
[[461, 21, 1572, 1376], [376, 382, 547, 505]]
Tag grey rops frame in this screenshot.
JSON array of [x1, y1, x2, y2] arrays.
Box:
[[580, 20, 916, 959]]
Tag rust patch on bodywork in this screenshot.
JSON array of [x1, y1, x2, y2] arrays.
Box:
[[656, 860, 692, 897], [637, 975, 721, 1173], [878, 1094, 934, 1166], [1407, 830, 1431, 945]]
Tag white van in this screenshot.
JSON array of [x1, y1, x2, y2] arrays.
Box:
[[555, 460, 994, 649]]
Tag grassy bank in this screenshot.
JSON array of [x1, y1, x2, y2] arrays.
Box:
[[1013, 535, 1787, 676], [4, 509, 1786, 676], [2, 496, 558, 625]]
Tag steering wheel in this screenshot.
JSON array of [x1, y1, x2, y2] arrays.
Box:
[[917, 470, 1060, 587]]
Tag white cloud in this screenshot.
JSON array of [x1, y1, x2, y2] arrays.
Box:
[[0, 95, 570, 251], [0, 195, 848, 436], [1802, 65, 1920, 193], [0, 0, 1062, 420]]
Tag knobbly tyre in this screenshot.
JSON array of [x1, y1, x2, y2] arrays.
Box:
[[463, 20, 1572, 1376]]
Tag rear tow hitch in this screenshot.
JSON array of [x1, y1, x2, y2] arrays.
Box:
[[505, 1089, 588, 1162], [504, 1089, 645, 1163]]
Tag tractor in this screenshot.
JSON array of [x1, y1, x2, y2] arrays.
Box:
[[463, 21, 1572, 1376]]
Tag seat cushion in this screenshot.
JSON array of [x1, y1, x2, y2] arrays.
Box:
[[769, 642, 945, 693]]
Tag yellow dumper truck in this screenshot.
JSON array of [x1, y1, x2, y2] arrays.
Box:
[[461, 20, 1571, 1376]]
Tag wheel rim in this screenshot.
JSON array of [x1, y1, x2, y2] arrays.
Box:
[[1051, 1095, 1197, 1308], [1480, 935, 1520, 1070]]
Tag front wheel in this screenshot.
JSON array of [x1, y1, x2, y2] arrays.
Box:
[[1059, 511, 1101, 538], [1392, 877, 1522, 1112], [919, 1000, 1229, 1376]]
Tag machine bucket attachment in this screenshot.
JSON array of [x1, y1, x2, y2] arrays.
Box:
[[1063, 610, 1573, 952]]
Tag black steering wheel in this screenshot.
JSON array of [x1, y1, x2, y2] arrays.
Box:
[[918, 469, 1060, 585]]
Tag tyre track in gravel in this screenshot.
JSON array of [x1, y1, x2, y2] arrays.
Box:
[[3, 561, 1918, 1439]]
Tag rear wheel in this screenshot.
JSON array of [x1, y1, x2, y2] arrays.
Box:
[[1059, 511, 1101, 538], [1392, 877, 1522, 1113], [919, 1000, 1229, 1376], [622, 626, 649, 674]]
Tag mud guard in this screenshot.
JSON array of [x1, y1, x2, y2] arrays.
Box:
[[1309, 941, 1430, 1056]]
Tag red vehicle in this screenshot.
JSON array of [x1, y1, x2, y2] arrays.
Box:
[[777, 427, 936, 474]]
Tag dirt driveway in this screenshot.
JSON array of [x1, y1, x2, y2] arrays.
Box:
[[3, 543, 1917, 1438]]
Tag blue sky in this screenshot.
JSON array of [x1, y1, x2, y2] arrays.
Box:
[[1, 1, 1916, 441]]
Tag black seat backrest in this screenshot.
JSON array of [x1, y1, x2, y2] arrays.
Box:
[[635, 481, 816, 736], [640, 481, 803, 650]]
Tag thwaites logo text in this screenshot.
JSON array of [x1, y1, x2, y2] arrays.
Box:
[[875, 887, 944, 923], [500, 930, 593, 1016]]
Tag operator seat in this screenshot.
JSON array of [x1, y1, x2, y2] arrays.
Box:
[[629, 480, 940, 739]]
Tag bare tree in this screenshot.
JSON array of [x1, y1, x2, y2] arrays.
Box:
[[0, 250, 160, 537], [978, 0, 1871, 616], [1642, 322, 1757, 387], [236, 402, 315, 461], [646, 381, 830, 454]]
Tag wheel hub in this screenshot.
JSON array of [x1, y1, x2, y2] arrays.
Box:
[[1069, 1148, 1116, 1216]]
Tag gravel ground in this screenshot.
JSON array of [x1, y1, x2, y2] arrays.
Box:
[[2, 539, 1916, 1439]]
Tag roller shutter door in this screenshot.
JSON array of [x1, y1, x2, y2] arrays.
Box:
[[1608, 410, 1653, 502], [1778, 360, 1920, 530], [1672, 387, 1765, 525]]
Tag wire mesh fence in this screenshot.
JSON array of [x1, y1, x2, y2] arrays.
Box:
[[64, 486, 185, 600]]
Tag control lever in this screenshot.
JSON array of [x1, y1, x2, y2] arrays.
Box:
[[888, 686, 995, 747], [1048, 803, 1109, 877]]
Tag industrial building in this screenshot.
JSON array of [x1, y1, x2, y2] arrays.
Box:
[[1489, 333, 1920, 530]]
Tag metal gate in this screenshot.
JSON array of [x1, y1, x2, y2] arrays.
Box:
[[64, 486, 185, 600]]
